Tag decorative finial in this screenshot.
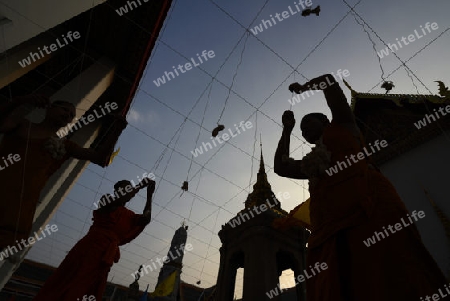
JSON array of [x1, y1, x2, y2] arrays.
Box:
[[259, 134, 266, 174], [381, 81, 395, 94], [435, 81, 450, 98], [135, 265, 143, 281]]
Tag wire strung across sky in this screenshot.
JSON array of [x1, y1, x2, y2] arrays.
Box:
[[3, 0, 354, 290], [5, 0, 448, 293]]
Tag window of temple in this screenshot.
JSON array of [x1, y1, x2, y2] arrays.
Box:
[[233, 267, 244, 300], [279, 269, 298, 298]]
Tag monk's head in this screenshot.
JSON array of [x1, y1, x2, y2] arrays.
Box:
[[45, 100, 76, 128], [300, 113, 330, 144], [114, 180, 135, 205]]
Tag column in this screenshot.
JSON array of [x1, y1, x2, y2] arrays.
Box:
[[242, 236, 280, 300], [0, 57, 116, 290], [216, 249, 239, 301]]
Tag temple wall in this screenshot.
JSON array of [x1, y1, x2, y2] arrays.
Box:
[[0, 0, 107, 52], [380, 129, 450, 277]]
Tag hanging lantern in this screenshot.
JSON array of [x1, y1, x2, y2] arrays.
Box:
[[381, 81, 395, 94], [301, 5, 321, 17], [135, 265, 143, 281], [181, 181, 188, 191], [212, 124, 225, 137]]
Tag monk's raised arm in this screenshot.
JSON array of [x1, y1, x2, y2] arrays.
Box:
[[0, 95, 49, 133], [141, 179, 155, 225], [66, 115, 127, 167], [66, 143, 112, 167], [289, 74, 355, 124], [274, 110, 307, 179]]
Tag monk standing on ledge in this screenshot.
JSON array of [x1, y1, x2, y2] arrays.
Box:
[[33, 178, 155, 301], [274, 74, 448, 300]]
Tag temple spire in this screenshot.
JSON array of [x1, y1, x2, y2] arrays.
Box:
[[259, 138, 265, 174], [243, 137, 281, 210]]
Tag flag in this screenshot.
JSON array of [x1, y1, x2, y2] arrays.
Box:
[[139, 284, 149, 301], [272, 198, 311, 230], [291, 198, 311, 228], [150, 271, 178, 297], [108, 147, 120, 165]]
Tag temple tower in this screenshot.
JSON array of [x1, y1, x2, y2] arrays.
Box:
[[127, 265, 142, 301], [153, 224, 188, 301], [215, 150, 309, 300]]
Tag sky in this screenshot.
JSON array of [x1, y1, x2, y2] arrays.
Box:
[[23, 0, 450, 298]]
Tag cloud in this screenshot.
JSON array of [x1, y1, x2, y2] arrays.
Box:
[[128, 108, 160, 125], [128, 108, 142, 122]]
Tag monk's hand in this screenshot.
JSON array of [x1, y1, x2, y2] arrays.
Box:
[[112, 114, 127, 131], [21, 94, 50, 108], [140, 178, 155, 191], [288, 82, 304, 94], [282, 110, 295, 133], [148, 180, 156, 193]]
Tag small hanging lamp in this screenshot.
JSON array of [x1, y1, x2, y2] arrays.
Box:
[[180, 181, 188, 197], [381, 81, 395, 94], [301, 5, 320, 17], [212, 124, 225, 137], [181, 181, 188, 191]]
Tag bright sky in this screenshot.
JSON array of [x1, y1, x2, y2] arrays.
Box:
[[25, 0, 450, 298]]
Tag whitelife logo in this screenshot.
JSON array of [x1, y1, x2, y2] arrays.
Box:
[[0, 154, 21, 171], [414, 104, 450, 130], [190, 121, 252, 158], [287, 69, 350, 106], [0, 224, 58, 261], [93, 172, 155, 209], [363, 211, 425, 247], [250, 0, 313, 35], [131, 243, 193, 278], [18, 31, 81, 68], [153, 50, 215, 87], [325, 140, 388, 176], [77, 295, 96, 301], [266, 262, 328, 299], [227, 192, 291, 228], [56, 102, 118, 138], [377, 22, 439, 59], [115, 0, 150, 16]]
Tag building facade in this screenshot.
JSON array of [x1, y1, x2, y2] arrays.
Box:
[[0, 0, 173, 292], [348, 80, 450, 277], [215, 151, 309, 301]]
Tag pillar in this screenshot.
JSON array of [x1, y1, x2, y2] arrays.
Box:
[[242, 231, 280, 301], [0, 57, 116, 290]]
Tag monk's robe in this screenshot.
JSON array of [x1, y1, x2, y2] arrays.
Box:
[[33, 206, 147, 301], [0, 129, 76, 250], [290, 121, 447, 300]]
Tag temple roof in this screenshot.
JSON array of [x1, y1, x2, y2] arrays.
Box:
[[343, 79, 450, 165], [343, 79, 448, 110], [242, 147, 287, 216]]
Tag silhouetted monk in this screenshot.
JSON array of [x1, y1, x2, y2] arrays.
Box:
[[33, 178, 155, 301], [274, 74, 448, 300], [0, 95, 124, 257], [0, 95, 126, 258]]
